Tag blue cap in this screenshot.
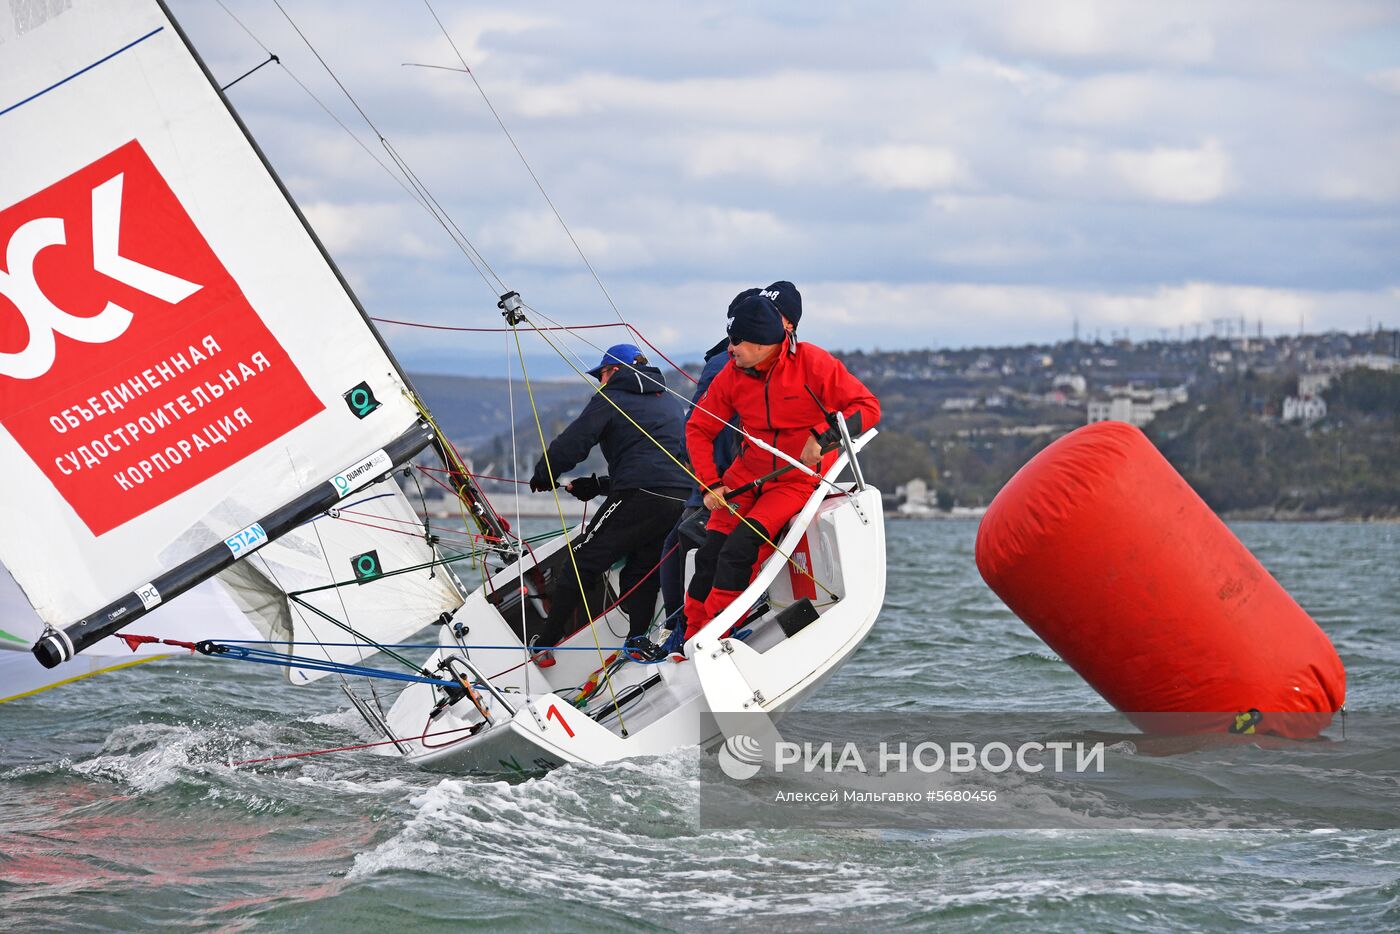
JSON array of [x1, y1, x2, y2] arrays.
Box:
[[587, 342, 642, 379]]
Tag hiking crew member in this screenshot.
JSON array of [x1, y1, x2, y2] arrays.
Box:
[[658, 334, 736, 627], [527, 344, 691, 664], [680, 294, 880, 650], [659, 282, 805, 645]]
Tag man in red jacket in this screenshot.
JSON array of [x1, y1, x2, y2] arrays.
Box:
[[679, 293, 880, 652]]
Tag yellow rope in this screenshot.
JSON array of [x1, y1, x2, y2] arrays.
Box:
[[525, 321, 839, 600], [511, 329, 628, 733], [405, 390, 498, 589]]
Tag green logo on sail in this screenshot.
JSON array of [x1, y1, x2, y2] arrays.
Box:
[[351, 550, 381, 583], [343, 381, 380, 419]]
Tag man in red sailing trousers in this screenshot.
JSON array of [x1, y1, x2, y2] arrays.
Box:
[[679, 293, 880, 654]]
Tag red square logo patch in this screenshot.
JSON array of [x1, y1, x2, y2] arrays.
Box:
[[0, 140, 325, 535]]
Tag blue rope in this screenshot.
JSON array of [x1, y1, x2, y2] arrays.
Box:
[[202, 643, 459, 687], [203, 639, 634, 651]]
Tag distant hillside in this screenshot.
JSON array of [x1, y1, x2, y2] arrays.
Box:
[[1147, 368, 1400, 518], [412, 329, 1399, 518], [410, 372, 591, 448], [411, 368, 695, 479]]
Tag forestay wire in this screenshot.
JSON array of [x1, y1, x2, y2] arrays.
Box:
[[229, 0, 510, 300], [420, 0, 630, 328]]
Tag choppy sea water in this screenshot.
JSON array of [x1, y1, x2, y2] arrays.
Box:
[[1, 520, 1397, 932]]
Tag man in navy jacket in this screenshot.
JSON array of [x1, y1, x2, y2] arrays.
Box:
[[528, 344, 690, 663]]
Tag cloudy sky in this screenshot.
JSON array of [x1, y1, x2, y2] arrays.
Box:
[[169, 0, 1400, 376]]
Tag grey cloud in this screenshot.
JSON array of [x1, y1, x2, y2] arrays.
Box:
[[165, 0, 1400, 370]]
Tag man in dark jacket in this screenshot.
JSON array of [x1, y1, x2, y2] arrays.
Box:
[[657, 335, 734, 625], [527, 343, 691, 664]]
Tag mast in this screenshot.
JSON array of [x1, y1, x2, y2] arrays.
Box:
[[154, 1, 510, 549]]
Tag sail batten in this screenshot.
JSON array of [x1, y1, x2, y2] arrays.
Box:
[[0, 1, 440, 667]]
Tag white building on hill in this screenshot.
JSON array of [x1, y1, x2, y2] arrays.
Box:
[[1086, 385, 1188, 428]]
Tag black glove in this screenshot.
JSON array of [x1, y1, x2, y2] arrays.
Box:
[[810, 410, 863, 448], [811, 424, 841, 448], [567, 474, 609, 501], [529, 462, 556, 493]]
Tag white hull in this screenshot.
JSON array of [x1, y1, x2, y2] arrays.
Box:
[[384, 433, 886, 774]]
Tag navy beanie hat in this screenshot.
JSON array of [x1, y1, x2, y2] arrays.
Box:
[[761, 280, 802, 326], [727, 287, 760, 316], [726, 294, 786, 345]]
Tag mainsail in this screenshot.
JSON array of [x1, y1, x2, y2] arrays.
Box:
[[0, 1, 439, 668]]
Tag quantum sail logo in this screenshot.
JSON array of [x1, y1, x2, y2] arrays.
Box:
[[330, 449, 392, 499], [0, 141, 325, 536]]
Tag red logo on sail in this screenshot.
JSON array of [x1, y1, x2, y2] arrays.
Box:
[[0, 140, 325, 535]]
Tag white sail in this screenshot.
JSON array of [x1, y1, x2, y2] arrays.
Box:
[[0, 565, 260, 702], [217, 481, 465, 684], [0, 2, 425, 645]]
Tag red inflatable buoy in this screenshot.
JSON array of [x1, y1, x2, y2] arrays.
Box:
[[975, 421, 1345, 738]]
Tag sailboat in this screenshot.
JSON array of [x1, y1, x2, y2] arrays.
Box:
[[0, 0, 886, 773]]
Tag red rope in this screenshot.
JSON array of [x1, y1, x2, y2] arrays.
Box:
[[371, 315, 700, 385], [451, 439, 515, 534], [328, 512, 475, 546], [231, 540, 684, 761], [418, 464, 529, 486], [329, 512, 478, 548], [229, 723, 482, 767], [118, 634, 198, 653], [621, 324, 699, 386], [414, 463, 467, 500], [372, 318, 619, 334], [483, 539, 680, 681], [590, 540, 677, 623]]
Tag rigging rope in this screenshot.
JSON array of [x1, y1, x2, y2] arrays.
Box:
[[212, 1, 440, 228], [214, 3, 851, 698], [229, 722, 480, 767], [262, 0, 507, 300], [373, 316, 700, 386], [511, 327, 629, 732], [220, 51, 278, 92], [421, 0, 630, 328]]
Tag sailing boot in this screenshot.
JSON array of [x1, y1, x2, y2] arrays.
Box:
[[681, 594, 711, 641], [528, 635, 555, 669], [690, 588, 743, 640], [669, 595, 710, 661], [658, 607, 687, 658], [623, 635, 664, 662]]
